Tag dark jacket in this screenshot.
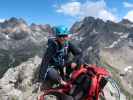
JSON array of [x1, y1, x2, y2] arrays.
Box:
[[39, 38, 84, 80]]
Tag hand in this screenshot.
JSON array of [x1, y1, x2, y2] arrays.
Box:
[[60, 79, 67, 85], [71, 62, 77, 69]]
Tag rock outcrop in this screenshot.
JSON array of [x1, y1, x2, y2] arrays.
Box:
[[0, 56, 41, 100]]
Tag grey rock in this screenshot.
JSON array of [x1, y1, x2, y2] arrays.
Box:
[[0, 56, 42, 100]]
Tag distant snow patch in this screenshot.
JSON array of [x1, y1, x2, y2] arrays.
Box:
[[120, 34, 129, 38], [87, 46, 93, 51], [129, 84, 132, 89], [93, 29, 98, 34], [113, 32, 124, 35], [108, 33, 129, 48], [5, 35, 10, 40], [85, 46, 93, 55], [124, 66, 133, 72], [75, 36, 84, 41], [109, 41, 119, 48]]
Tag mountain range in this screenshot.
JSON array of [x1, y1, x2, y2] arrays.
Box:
[[0, 17, 133, 100]]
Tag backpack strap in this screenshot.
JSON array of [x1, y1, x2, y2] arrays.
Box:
[[86, 65, 110, 100]]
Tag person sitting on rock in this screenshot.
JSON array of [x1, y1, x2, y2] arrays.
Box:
[[39, 25, 84, 89]]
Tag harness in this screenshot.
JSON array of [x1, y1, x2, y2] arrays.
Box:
[[52, 39, 69, 68]]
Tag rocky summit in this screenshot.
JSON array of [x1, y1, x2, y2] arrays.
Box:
[[0, 17, 133, 100], [0, 56, 42, 100]]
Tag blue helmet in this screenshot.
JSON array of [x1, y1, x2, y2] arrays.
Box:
[[54, 25, 70, 36]]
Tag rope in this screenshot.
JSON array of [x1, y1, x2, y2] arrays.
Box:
[[107, 77, 121, 100]]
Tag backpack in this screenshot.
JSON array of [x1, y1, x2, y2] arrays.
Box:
[[38, 64, 120, 100], [71, 64, 111, 100]]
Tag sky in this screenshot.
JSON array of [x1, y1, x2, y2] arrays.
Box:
[[0, 0, 133, 27]]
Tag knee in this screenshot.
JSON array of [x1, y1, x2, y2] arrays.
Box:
[[46, 68, 61, 83]]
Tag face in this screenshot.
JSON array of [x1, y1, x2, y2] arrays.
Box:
[[57, 35, 69, 45]]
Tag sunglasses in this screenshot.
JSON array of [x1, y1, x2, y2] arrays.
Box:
[[57, 35, 68, 38]]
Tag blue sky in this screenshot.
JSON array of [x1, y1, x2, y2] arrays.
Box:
[[0, 0, 133, 27]]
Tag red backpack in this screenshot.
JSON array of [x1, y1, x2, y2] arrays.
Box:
[[38, 64, 112, 100], [71, 64, 111, 100]]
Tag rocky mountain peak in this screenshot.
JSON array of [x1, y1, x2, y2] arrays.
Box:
[[71, 16, 129, 34], [0, 17, 27, 28], [30, 23, 52, 33], [71, 16, 133, 52], [83, 16, 96, 23], [0, 17, 52, 77], [7, 17, 27, 25], [0, 17, 30, 34]]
